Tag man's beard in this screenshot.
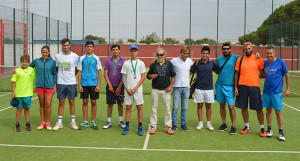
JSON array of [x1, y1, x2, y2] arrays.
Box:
[[223, 52, 231, 57], [245, 51, 252, 56], [157, 57, 164, 62]]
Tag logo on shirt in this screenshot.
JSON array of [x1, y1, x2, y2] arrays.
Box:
[[60, 61, 71, 71], [265, 68, 277, 75]]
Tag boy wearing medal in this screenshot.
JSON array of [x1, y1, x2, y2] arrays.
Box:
[[103, 44, 126, 129], [77, 41, 102, 130], [121, 45, 146, 135]]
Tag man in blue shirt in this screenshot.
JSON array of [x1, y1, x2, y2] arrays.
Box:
[[77, 41, 102, 130], [263, 46, 290, 141], [215, 43, 239, 135]]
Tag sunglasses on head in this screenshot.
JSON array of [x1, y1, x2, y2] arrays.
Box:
[[222, 48, 231, 50], [156, 54, 164, 57]]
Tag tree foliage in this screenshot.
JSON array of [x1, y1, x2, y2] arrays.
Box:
[[238, 0, 299, 46], [184, 38, 216, 45], [139, 32, 161, 44], [164, 37, 180, 45], [85, 35, 106, 44]]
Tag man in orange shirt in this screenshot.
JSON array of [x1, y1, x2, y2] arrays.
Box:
[[234, 42, 266, 137]]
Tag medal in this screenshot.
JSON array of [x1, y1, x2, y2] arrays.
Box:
[[130, 59, 138, 80], [86, 54, 93, 73], [113, 57, 120, 76]]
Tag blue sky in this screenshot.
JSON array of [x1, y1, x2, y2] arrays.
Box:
[[0, 0, 295, 42]]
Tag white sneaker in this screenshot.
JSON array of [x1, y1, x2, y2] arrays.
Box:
[[103, 122, 112, 129], [266, 129, 273, 137], [206, 123, 214, 131], [69, 122, 78, 130], [53, 122, 63, 131], [278, 133, 285, 141], [196, 122, 203, 130]]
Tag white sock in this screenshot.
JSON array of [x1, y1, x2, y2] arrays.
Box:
[[245, 123, 250, 129], [199, 121, 203, 124], [119, 116, 123, 122], [108, 117, 112, 122], [71, 115, 75, 123], [207, 121, 211, 125], [260, 125, 264, 129], [58, 116, 63, 124]]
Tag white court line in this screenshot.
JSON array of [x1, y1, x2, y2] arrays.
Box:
[[0, 92, 12, 97], [0, 97, 38, 112], [0, 144, 299, 154], [143, 126, 151, 150], [283, 103, 300, 112]]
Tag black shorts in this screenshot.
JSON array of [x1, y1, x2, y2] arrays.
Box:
[[106, 85, 124, 104], [235, 85, 262, 110], [80, 86, 99, 100]]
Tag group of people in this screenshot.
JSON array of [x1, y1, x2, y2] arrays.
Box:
[[11, 38, 290, 141]]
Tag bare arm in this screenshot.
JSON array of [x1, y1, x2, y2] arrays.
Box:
[[95, 69, 101, 92], [104, 70, 114, 93], [122, 73, 133, 96], [259, 69, 265, 78], [78, 70, 83, 92], [284, 73, 291, 96], [165, 77, 175, 92], [234, 70, 239, 96], [12, 82, 16, 98], [131, 73, 146, 94]]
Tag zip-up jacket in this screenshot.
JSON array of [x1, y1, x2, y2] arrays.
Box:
[[29, 57, 57, 89]]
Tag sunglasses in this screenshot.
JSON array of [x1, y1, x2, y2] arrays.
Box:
[[222, 48, 231, 50], [156, 54, 165, 57]]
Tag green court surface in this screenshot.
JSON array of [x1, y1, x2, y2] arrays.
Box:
[[0, 71, 299, 161]]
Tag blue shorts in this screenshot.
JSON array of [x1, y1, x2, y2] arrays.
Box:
[[57, 84, 78, 99], [215, 83, 234, 106], [262, 93, 283, 111], [16, 96, 32, 109]]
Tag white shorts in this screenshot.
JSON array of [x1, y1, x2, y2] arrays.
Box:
[[124, 90, 144, 105], [193, 89, 214, 103]]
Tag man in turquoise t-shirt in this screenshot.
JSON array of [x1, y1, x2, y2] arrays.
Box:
[[215, 43, 239, 135], [11, 55, 36, 132]]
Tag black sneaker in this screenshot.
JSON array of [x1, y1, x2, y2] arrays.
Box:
[[229, 126, 236, 135], [181, 124, 189, 132], [25, 122, 32, 131], [218, 123, 228, 132], [15, 123, 20, 132], [171, 125, 177, 132]]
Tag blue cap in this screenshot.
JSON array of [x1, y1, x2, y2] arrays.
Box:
[[10, 98, 19, 108], [130, 45, 138, 50]]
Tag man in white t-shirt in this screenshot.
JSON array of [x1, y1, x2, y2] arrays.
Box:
[[170, 45, 194, 132], [53, 38, 79, 131], [121, 45, 146, 136]]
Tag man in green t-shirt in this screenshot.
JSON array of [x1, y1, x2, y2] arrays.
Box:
[[11, 55, 36, 132]]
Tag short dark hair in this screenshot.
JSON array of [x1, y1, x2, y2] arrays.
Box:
[[85, 40, 94, 47], [222, 43, 231, 48], [111, 44, 120, 51], [61, 38, 70, 45], [201, 46, 210, 53], [266, 46, 276, 52]]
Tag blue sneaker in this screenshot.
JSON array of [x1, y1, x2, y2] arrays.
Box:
[[138, 126, 144, 136], [122, 125, 130, 135]]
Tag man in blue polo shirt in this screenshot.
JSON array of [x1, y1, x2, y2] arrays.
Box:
[[215, 43, 240, 135], [263, 46, 290, 141], [190, 46, 218, 131]]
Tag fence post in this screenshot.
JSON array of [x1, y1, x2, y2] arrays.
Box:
[[216, 0, 219, 58], [57, 20, 59, 54], [292, 20, 294, 71], [280, 22, 282, 58], [13, 8, 16, 66], [109, 0, 111, 57], [162, 0, 164, 47], [135, 0, 137, 45], [46, 17, 48, 46], [71, 0, 72, 50], [31, 13, 34, 59], [82, 0, 84, 55]]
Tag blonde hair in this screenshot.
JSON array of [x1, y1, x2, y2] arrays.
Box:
[[243, 42, 253, 48], [180, 45, 190, 53]]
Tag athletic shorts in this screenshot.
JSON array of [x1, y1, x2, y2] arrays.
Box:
[[80, 86, 99, 100], [193, 89, 214, 103], [57, 84, 77, 99], [16, 96, 32, 109], [262, 93, 283, 111], [35, 88, 55, 95], [106, 85, 124, 104], [124, 90, 144, 105], [215, 83, 234, 106], [235, 85, 262, 110]]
